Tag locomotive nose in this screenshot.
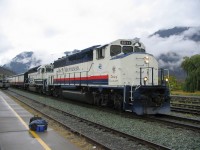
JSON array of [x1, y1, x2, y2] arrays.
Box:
[[130, 86, 170, 115]]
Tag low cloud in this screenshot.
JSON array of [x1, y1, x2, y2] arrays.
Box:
[[32, 50, 65, 65], [141, 27, 200, 71], [142, 28, 200, 57]]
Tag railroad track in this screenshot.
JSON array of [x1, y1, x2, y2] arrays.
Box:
[[99, 107, 200, 132], [170, 95, 200, 115], [120, 112, 200, 132], [171, 106, 200, 115], [94, 106, 200, 132], [4, 89, 171, 150], [148, 114, 200, 131], [171, 102, 200, 115], [171, 95, 200, 103], [171, 102, 200, 110]]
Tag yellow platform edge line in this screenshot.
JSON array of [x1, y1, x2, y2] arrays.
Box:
[[0, 95, 51, 150]]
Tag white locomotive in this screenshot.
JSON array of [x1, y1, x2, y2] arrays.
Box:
[[10, 38, 170, 115]]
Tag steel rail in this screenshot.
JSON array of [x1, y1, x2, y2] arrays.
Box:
[[171, 106, 200, 115], [147, 114, 200, 132]]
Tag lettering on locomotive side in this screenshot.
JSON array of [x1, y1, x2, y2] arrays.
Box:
[[111, 75, 117, 79], [64, 66, 80, 72], [110, 75, 118, 82]]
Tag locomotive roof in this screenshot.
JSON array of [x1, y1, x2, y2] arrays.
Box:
[[79, 45, 100, 53], [28, 65, 41, 73], [56, 45, 100, 61], [53, 45, 100, 68]]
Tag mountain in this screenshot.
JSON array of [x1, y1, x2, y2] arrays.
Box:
[[0, 66, 15, 76], [3, 51, 41, 74], [156, 52, 186, 80], [151, 27, 189, 37], [151, 26, 200, 41]]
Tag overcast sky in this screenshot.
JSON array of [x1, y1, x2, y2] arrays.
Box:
[[0, 0, 200, 65]]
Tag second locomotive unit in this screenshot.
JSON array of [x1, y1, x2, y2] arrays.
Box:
[[0, 74, 10, 89], [9, 38, 170, 115]]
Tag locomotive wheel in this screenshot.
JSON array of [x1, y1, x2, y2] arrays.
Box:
[[39, 88, 43, 94], [45, 90, 51, 96], [114, 94, 123, 110], [53, 89, 59, 97], [93, 93, 101, 106]]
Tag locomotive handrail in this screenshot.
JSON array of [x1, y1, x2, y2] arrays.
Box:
[[88, 63, 94, 72], [130, 82, 135, 101], [139, 67, 167, 86], [140, 67, 154, 86], [135, 85, 141, 90], [123, 85, 126, 103]]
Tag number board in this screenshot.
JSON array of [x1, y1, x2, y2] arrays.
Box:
[[120, 41, 132, 45]]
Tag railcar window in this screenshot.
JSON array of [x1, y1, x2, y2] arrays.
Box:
[[110, 45, 121, 56], [96, 48, 105, 59], [122, 46, 133, 54]]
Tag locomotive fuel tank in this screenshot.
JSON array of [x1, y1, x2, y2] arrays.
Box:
[[62, 90, 93, 104]]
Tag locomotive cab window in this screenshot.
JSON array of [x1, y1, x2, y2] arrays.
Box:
[[110, 45, 121, 56], [41, 68, 45, 73], [134, 42, 146, 52], [134, 47, 145, 52], [96, 48, 105, 59], [46, 67, 53, 72], [122, 46, 133, 54]]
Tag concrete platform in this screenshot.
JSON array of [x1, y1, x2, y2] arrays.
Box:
[[0, 90, 80, 150]]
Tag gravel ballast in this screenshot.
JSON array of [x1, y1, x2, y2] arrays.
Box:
[[10, 89, 200, 150]]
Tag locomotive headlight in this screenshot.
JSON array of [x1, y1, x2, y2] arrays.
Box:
[[143, 77, 148, 85], [144, 77, 148, 81], [165, 78, 169, 82], [144, 56, 149, 64]]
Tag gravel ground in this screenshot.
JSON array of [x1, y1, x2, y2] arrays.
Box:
[[41, 107, 152, 150], [10, 89, 200, 150]]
